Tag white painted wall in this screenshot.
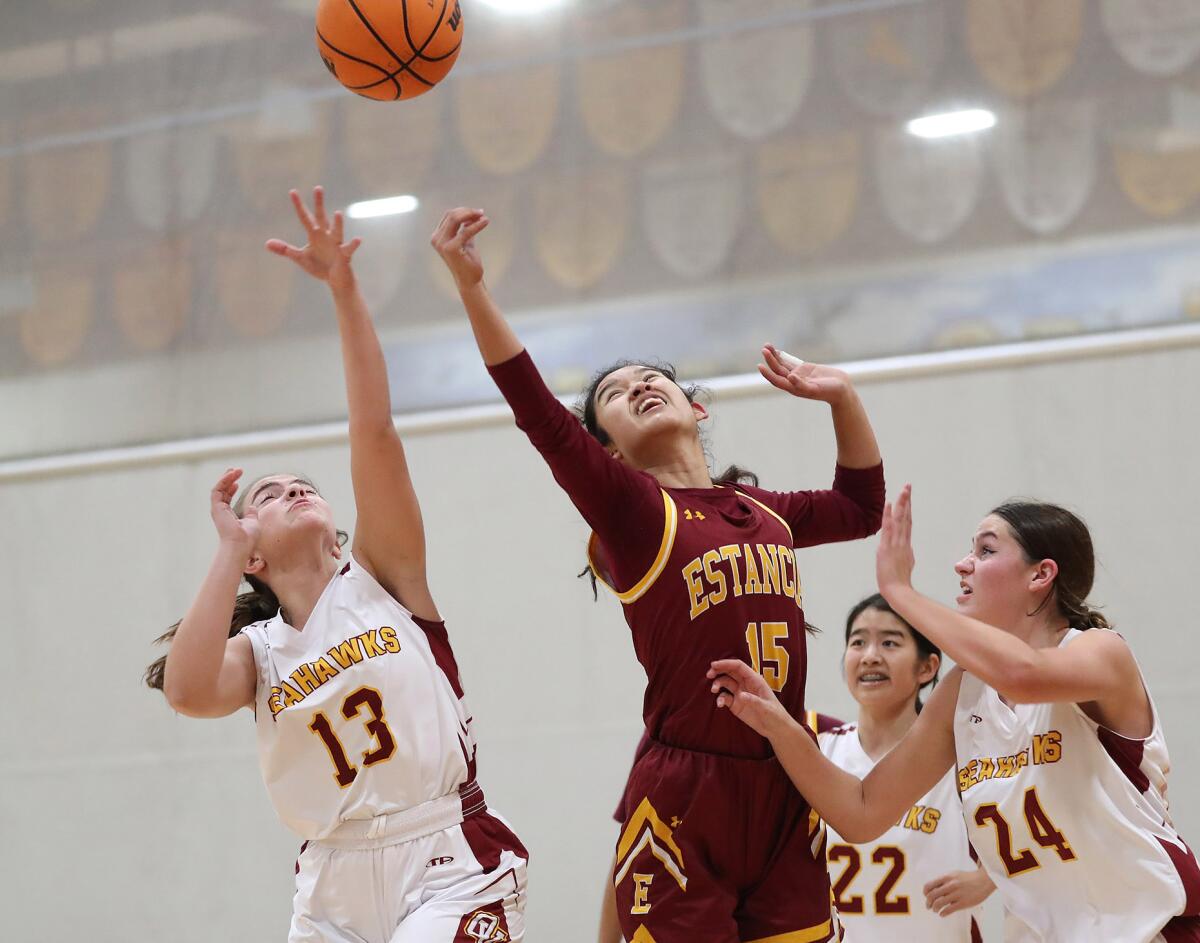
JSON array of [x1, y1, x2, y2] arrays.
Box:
[[3, 335, 1198, 941]]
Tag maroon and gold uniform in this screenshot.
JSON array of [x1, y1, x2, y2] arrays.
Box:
[[491, 351, 884, 943]]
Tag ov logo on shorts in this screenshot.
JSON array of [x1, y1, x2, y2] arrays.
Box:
[[464, 911, 509, 942], [427, 856, 454, 868]]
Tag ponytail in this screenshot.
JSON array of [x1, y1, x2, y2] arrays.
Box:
[[143, 575, 279, 691]]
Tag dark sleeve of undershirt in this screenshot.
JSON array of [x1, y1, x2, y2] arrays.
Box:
[[487, 350, 664, 589], [740, 463, 885, 549]]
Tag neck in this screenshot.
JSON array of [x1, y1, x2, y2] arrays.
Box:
[[856, 699, 920, 762], [1008, 606, 1072, 650], [266, 551, 341, 630], [636, 439, 713, 489]]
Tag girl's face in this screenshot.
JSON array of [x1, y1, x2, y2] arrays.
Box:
[[242, 475, 339, 565], [843, 608, 937, 712], [953, 514, 1042, 629], [591, 365, 707, 466]]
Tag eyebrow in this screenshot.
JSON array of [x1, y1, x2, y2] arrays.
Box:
[[974, 531, 998, 542], [597, 368, 660, 402], [249, 477, 311, 503], [849, 628, 907, 639]]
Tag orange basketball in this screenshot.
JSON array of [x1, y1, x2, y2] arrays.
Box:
[[315, 0, 464, 101]]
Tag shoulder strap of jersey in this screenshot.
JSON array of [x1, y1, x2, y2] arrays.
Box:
[[587, 489, 678, 605]]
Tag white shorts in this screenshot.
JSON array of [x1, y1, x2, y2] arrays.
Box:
[[290, 802, 527, 943]]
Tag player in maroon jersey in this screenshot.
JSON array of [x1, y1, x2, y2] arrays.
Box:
[[432, 208, 884, 942]]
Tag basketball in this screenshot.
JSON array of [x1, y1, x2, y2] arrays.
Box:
[[315, 0, 464, 101]]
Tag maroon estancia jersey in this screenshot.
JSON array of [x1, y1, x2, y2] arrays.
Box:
[[490, 350, 884, 758]]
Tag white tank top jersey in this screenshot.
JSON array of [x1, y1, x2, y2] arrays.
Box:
[[241, 555, 478, 840], [818, 717, 983, 943], [955, 630, 1200, 943]]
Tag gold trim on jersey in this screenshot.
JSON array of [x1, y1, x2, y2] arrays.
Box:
[[744, 919, 833, 943], [588, 490, 678, 605], [728, 486, 795, 544], [803, 710, 827, 857], [615, 796, 687, 892], [629, 928, 658, 943]]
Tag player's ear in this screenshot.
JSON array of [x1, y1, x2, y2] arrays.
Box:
[[1030, 559, 1058, 593], [691, 401, 709, 423], [918, 651, 940, 686], [245, 553, 265, 576]]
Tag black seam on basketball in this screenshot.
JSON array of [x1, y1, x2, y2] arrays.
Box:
[[402, 0, 458, 63], [322, 0, 461, 95], [317, 28, 402, 98]]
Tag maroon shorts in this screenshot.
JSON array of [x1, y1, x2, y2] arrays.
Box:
[[613, 737, 839, 943]]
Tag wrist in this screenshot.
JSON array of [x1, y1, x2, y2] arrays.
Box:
[[456, 277, 487, 298], [216, 538, 253, 565]]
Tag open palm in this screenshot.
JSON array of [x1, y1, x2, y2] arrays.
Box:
[[266, 187, 362, 293]]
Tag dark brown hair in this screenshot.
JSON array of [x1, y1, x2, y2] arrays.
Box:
[[990, 500, 1111, 630], [144, 475, 348, 691]]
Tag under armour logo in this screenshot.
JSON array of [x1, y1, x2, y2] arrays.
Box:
[[670, 816, 682, 828], [427, 856, 454, 868]]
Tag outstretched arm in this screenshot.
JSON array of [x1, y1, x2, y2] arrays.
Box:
[[766, 347, 881, 470], [707, 658, 961, 843], [430, 207, 522, 366], [267, 187, 437, 620], [162, 468, 258, 717], [429, 206, 663, 587], [877, 486, 1148, 729]]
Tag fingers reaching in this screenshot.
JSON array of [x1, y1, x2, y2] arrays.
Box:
[[312, 186, 328, 231], [289, 189, 317, 233]]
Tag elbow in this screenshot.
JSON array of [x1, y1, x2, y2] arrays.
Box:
[[162, 677, 212, 717]]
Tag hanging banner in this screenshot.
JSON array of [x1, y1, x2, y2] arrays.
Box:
[[992, 99, 1097, 234], [456, 62, 559, 175], [125, 125, 218, 232], [112, 239, 192, 352], [876, 127, 984, 243], [342, 214, 413, 314], [830, 1, 947, 117], [578, 1, 686, 159], [229, 95, 331, 216], [641, 152, 742, 279], [342, 90, 441, 195], [1112, 133, 1200, 218], [216, 230, 295, 339], [425, 184, 518, 299], [24, 111, 112, 243], [697, 0, 814, 140], [534, 166, 630, 289], [966, 0, 1084, 99], [930, 319, 1001, 351], [756, 131, 861, 256], [1101, 0, 1200, 77], [0, 123, 10, 226], [20, 259, 94, 367]]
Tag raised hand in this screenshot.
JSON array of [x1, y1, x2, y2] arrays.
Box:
[[211, 468, 260, 556], [707, 659, 788, 738], [266, 187, 362, 293], [430, 207, 489, 290], [759, 345, 852, 405], [876, 484, 916, 598]]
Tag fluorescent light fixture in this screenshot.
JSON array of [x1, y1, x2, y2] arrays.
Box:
[[906, 109, 996, 139], [477, 0, 567, 13], [346, 195, 419, 219]]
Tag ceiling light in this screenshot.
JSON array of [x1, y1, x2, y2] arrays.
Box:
[[906, 109, 996, 140], [346, 195, 419, 219]]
